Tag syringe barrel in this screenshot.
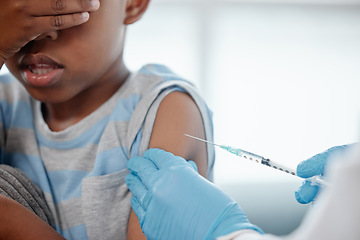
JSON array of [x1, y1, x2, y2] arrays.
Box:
[[241, 150, 264, 163], [221, 143, 328, 186], [265, 159, 297, 175]]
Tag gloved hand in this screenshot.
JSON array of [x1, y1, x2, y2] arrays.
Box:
[[295, 145, 349, 204], [126, 148, 263, 240]]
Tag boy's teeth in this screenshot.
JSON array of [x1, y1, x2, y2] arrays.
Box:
[[29, 65, 55, 75]]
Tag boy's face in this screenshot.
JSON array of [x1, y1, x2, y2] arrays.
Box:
[[5, 0, 148, 104]]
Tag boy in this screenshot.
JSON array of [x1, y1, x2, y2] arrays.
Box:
[[0, 0, 215, 239]]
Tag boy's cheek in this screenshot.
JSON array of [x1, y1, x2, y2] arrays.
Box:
[[4, 58, 20, 77]]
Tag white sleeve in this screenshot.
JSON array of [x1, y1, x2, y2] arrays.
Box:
[[217, 230, 282, 240]]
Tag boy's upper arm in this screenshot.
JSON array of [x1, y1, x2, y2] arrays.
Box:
[[148, 90, 208, 176], [126, 90, 208, 239]]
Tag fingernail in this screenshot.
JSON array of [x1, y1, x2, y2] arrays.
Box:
[[91, 0, 100, 9], [80, 12, 90, 21]]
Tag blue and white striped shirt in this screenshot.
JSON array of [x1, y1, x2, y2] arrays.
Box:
[[0, 64, 215, 239]]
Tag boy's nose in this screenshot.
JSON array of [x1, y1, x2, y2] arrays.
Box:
[[34, 31, 59, 41]]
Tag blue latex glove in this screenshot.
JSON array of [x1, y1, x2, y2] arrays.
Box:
[[295, 145, 349, 204], [126, 148, 263, 240]]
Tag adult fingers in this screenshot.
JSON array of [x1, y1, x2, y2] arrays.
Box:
[[0, 11, 89, 61], [32, 12, 90, 33], [127, 156, 158, 174], [144, 148, 187, 169], [28, 0, 100, 16], [126, 174, 147, 206], [297, 145, 349, 178], [297, 153, 327, 178], [295, 181, 319, 204], [127, 156, 159, 189], [130, 197, 146, 226]]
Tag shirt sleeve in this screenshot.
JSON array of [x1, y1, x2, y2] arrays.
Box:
[[217, 230, 281, 240]]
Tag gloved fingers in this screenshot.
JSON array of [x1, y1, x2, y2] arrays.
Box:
[[297, 153, 327, 178], [144, 148, 187, 169], [295, 180, 319, 204], [188, 160, 198, 172], [125, 173, 148, 206], [130, 196, 146, 226], [144, 148, 175, 168], [127, 156, 158, 176], [297, 145, 349, 178], [127, 159, 161, 194]]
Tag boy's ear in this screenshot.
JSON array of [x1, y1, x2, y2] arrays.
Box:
[[124, 0, 150, 25]]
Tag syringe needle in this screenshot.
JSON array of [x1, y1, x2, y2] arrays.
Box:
[[184, 134, 224, 148], [184, 134, 328, 187], [185, 134, 248, 157]]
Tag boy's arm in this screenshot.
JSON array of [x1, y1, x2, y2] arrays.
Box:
[[0, 195, 65, 239], [127, 91, 208, 239], [148, 91, 208, 176]]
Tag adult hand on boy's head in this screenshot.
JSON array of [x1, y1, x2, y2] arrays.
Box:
[[0, 0, 100, 64]]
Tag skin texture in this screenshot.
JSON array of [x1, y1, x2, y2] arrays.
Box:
[[2, 0, 208, 239]]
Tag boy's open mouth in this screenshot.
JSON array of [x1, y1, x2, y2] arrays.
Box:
[[20, 54, 64, 87], [27, 64, 62, 75]]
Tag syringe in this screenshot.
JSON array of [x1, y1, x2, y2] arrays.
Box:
[[185, 134, 328, 187]]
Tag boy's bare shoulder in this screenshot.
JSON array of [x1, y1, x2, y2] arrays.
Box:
[[149, 91, 208, 177], [127, 90, 209, 240]]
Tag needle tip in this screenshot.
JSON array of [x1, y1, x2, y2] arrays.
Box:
[[184, 134, 219, 146], [184, 134, 200, 140]]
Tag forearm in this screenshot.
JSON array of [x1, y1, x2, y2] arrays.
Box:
[[0, 195, 65, 240]]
